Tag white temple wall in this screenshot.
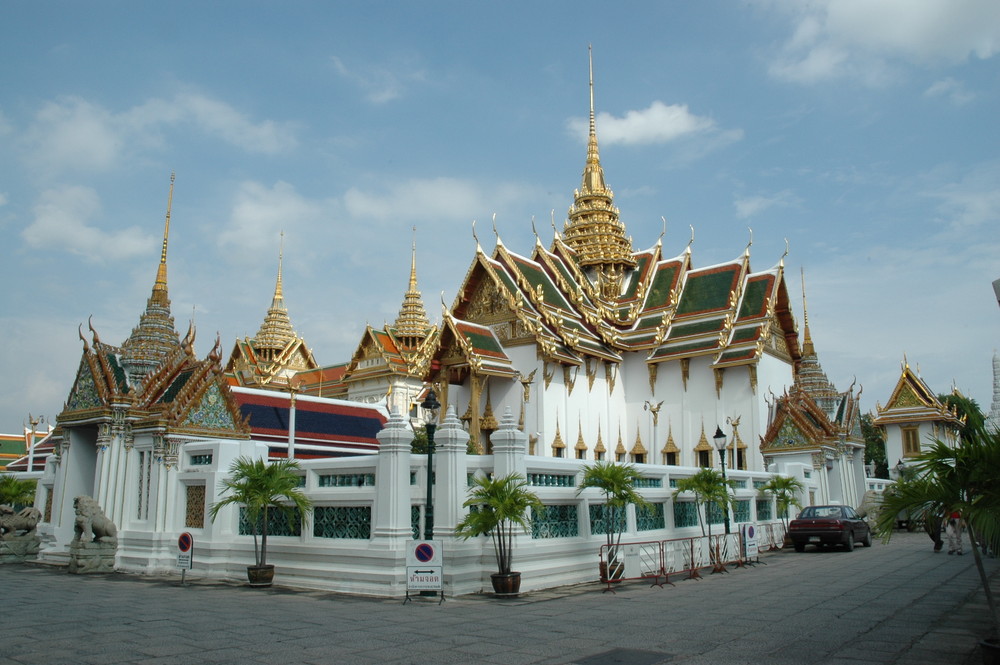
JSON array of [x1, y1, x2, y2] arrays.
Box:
[[76, 411, 789, 596]]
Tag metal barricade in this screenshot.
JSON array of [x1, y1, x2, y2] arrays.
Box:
[[598, 540, 665, 592]]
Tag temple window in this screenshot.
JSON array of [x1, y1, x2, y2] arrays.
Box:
[[902, 427, 920, 456]]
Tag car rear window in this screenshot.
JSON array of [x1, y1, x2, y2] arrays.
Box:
[[801, 506, 843, 518]]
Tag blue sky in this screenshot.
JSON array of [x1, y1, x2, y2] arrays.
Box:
[[2, 1, 999, 433]]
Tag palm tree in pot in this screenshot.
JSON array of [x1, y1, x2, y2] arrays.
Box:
[[456, 472, 542, 595], [672, 468, 736, 541], [577, 461, 649, 581], [758, 475, 804, 547], [210, 456, 312, 587], [875, 425, 1000, 658]]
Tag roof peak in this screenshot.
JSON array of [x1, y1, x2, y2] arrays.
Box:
[[561, 46, 636, 298]]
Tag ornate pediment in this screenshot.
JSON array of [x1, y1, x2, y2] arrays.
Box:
[[183, 382, 239, 430], [65, 356, 105, 413]]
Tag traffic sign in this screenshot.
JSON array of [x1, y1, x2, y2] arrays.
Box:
[[177, 532, 194, 570], [406, 540, 442, 592]]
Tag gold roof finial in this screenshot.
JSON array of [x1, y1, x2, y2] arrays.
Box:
[[801, 267, 814, 356], [154, 172, 175, 293], [253, 232, 297, 352], [562, 45, 635, 286], [120, 172, 181, 382], [393, 228, 431, 346]]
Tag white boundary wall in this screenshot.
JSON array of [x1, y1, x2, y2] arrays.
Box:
[[36, 406, 791, 597]]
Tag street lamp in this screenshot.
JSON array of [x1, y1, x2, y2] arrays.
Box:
[[712, 426, 731, 535], [420, 388, 441, 540]]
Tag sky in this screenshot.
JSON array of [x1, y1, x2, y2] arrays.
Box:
[[1, 1, 999, 434]]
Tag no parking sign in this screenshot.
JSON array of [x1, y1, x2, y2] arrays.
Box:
[[177, 532, 194, 570], [406, 540, 442, 591]]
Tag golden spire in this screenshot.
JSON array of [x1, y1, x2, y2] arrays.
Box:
[[393, 228, 431, 349], [121, 173, 181, 383], [562, 46, 636, 297], [154, 172, 174, 294], [801, 267, 814, 356], [253, 232, 297, 355]]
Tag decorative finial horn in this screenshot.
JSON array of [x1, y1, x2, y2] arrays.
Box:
[[659, 216, 667, 242], [688, 225, 695, 248]]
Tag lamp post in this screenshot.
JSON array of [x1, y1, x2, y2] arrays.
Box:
[[420, 388, 441, 540], [712, 426, 731, 535], [26, 413, 45, 473]]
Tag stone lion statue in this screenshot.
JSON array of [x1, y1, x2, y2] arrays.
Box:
[[72, 496, 117, 543], [0, 505, 42, 539]]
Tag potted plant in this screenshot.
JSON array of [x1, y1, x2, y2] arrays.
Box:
[[0, 474, 37, 510], [577, 461, 649, 582], [455, 472, 542, 596], [209, 456, 312, 587], [758, 475, 804, 547], [672, 468, 736, 541], [875, 425, 999, 662]]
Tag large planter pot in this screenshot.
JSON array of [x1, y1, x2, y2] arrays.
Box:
[[981, 638, 1000, 665], [247, 564, 275, 587], [599, 561, 624, 582], [490, 572, 521, 596]]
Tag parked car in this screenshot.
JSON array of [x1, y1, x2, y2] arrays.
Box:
[[788, 505, 872, 552]]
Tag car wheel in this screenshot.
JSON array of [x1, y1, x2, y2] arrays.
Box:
[[845, 532, 855, 552], [862, 529, 872, 547], [794, 542, 805, 552]]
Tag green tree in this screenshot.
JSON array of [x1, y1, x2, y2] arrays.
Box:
[[875, 424, 1000, 639], [209, 457, 313, 567], [0, 475, 37, 509], [410, 426, 479, 455], [861, 413, 888, 478], [455, 473, 542, 575], [672, 468, 736, 540], [938, 392, 985, 441], [758, 475, 805, 534], [577, 461, 649, 563]]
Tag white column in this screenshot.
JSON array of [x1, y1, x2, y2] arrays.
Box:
[[433, 406, 471, 538], [371, 409, 414, 540], [490, 406, 527, 480]]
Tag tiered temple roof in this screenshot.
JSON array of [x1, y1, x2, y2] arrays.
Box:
[[225, 235, 319, 389]]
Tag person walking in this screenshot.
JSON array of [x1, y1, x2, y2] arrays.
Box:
[[946, 510, 964, 555]]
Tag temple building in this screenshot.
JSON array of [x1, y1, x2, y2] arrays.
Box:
[[759, 277, 866, 506], [873, 357, 961, 472], [428, 54, 805, 475], [35, 175, 252, 557], [224, 235, 320, 391]]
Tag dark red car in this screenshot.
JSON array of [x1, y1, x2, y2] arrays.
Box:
[[788, 505, 872, 552]]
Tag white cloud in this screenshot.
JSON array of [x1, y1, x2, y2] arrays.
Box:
[[923, 77, 976, 105], [765, 0, 1000, 84], [218, 180, 328, 254], [568, 101, 719, 146], [344, 177, 494, 222], [330, 55, 425, 104], [924, 163, 1000, 230], [734, 190, 799, 219], [0, 193, 8, 207], [22, 186, 154, 261], [22, 93, 297, 176], [24, 97, 123, 174]]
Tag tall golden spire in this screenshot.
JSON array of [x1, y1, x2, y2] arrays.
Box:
[[253, 232, 297, 357], [393, 228, 431, 349], [562, 46, 635, 298], [800, 267, 814, 356], [121, 173, 181, 383]]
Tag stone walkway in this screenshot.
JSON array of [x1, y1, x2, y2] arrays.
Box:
[[1, 531, 996, 664]]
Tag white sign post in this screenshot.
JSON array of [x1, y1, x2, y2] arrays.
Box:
[[405, 540, 443, 603]]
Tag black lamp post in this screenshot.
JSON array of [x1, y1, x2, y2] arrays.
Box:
[[421, 389, 441, 540], [712, 426, 731, 535]]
